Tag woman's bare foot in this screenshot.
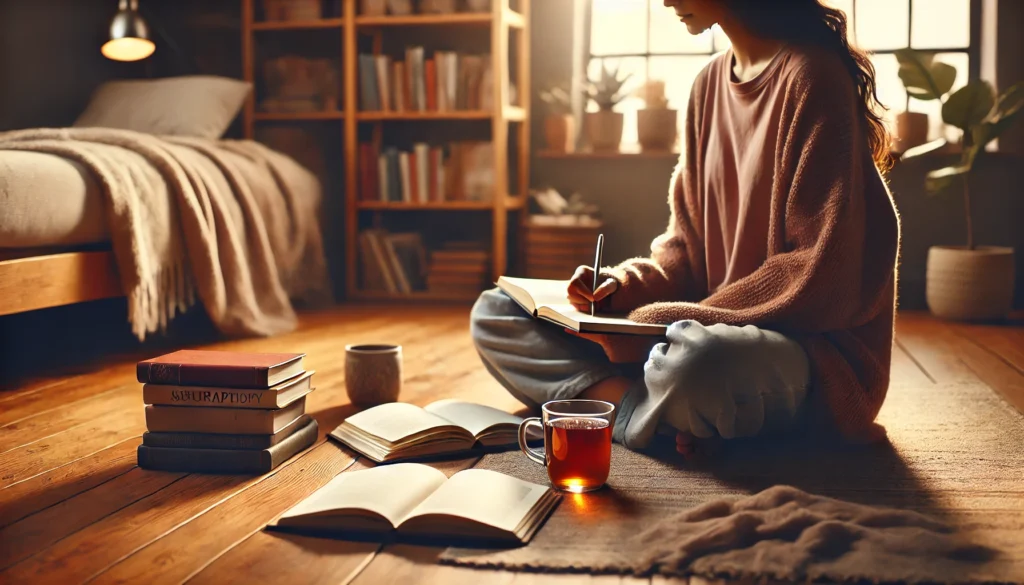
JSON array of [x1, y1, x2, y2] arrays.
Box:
[[675, 431, 722, 460]]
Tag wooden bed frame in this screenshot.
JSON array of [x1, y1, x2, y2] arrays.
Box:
[[0, 250, 122, 316]]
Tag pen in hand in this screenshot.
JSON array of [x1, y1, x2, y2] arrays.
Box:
[[591, 233, 604, 316]]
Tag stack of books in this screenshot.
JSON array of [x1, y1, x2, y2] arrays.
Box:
[[357, 49, 494, 113], [426, 243, 490, 295], [136, 350, 318, 474], [358, 230, 427, 295], [358, 141, 494, 203]]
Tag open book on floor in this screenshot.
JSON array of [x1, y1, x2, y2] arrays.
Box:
[[496, 276, 667, 336], [268, 463, 560, 546], [329, 399, 522, 463]]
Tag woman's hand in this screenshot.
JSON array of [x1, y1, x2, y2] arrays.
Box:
[[567, 265, 619, 313], [567, 330, 660, 364]]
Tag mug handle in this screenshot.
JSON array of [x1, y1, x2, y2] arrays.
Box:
[[517, 418, 546, 465]]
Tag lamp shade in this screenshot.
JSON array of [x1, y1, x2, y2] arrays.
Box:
[[102, 0, 155, 62]]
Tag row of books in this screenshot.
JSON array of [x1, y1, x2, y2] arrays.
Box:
[[358, 231, 489, 296], [357, 49, 493, 113], [358, 141, 494, 203], [136, 350, 317, 474]]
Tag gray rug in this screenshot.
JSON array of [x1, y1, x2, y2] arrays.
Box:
[[441, 382, 1024, 583]]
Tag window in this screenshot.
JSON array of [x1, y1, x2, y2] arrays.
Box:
[[587, 0, 977, 150]]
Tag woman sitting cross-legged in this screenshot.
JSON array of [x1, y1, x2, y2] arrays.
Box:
[[471, 0, 900, 457]]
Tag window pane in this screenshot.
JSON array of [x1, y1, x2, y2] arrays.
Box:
[[649, 56, 714, 145], [869, 54, 906, 136], [856, 0, 909, 51], [649, 0, 713, 54], [590, 0, 647, 56], [907, 52, 970, 141], [587, 57, 647, 146], [711, 24, 731, 53], [824, 0, 856, 44], [911, 0, 970, 49]]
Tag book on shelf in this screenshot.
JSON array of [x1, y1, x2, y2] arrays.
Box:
[[357, 49, 493, 114], [142, 414, 316, 450], [358, 230, 427, 295], [142, 371, 314, 409], [137, 350, 306, 388], [496, 276, 668, 336], [145, 396, 308, 435], [329, 399, 522, 462], [137, 418, 319, 473], [268, 463, 560, 546], [358, 141, 491, 203]]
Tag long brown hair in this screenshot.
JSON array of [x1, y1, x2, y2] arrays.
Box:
[[724, 0, 892, 171]]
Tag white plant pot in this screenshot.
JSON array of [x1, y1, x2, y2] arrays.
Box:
[[926, 246, 1015, 321]]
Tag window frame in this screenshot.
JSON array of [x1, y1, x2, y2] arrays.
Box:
[[581, 0, 982, 142]]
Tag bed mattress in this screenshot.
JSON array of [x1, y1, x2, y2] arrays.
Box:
[[0, 150, 109, 248]]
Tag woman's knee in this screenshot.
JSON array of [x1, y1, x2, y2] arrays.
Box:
[[470, 288, 519, 340]]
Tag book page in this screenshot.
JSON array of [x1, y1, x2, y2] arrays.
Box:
[[400, 469, 549, 533], [343, 402, 462, 443], [537, 305, 667, 336], [424, 399, 522, 438], [498, 276, 568, 310], [277, 463, 447, 529]]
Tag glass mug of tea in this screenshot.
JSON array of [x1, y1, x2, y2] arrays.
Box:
[[517, 399, 614, 493]]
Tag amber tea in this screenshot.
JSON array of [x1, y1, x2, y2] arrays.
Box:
[[518, 399, 615, 492]]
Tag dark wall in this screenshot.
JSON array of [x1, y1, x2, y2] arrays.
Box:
[[0, 0, 240, 132]]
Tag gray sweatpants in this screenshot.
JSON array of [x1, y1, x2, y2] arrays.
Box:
[[469, 288, 811, 449]]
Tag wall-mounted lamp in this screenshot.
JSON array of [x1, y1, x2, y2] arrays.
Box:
[[101, 0, 156, 62]]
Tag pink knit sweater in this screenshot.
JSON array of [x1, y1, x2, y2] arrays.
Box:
[[604, 47, 900, 440]]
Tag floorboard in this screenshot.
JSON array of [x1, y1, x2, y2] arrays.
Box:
[[0, 307, 1019, 584]]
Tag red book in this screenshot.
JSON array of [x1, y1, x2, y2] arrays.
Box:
[[358, 143, 379, 201], [425, 58, 437, 111], [137, 350, 306, 389], [408, 150, 420, 203], [428, 148, 440, 202]]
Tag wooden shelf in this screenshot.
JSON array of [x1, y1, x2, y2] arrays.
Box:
[[536, 149, 680, 160], [355, 12, 490, 27], [252, 18, 345, 30], [356, 110, 492, 121], [350, 289, 481, 302], [358, 201, 493, 210], [255, 111, 344, 121]]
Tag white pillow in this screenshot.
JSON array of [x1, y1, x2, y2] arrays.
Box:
[[74, 75, 252, 139]]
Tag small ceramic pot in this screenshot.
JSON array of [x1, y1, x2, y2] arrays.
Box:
[[544, 114, 575, 153], [926, 246, 1015, 321], [345, 344, 402, 406], [586, 111, 624, 152], [637, 108, 678, 152], [895, 111, 929, 153]]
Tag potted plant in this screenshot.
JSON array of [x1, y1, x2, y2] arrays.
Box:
[[584, 63, 631, 152], [894, 49, 956, 152], [539, 83, 575, 154], [899, 49, 1024, 320], [636, 80, 677, 152]]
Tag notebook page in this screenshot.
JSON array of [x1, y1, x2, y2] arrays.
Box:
[[277, 463, 447, 528], [498, 277, 569, 308], [424, 399, 523, 438], [401, 469, 548, 532], [343, 402, 460, 443]]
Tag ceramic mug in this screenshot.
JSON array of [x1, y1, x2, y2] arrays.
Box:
[[345, 344, 402, 406]]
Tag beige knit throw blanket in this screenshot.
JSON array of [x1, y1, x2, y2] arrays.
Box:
[[0, 128, 328, 339]]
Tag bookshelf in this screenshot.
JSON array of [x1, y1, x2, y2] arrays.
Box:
[[241, 0, 530, 302]]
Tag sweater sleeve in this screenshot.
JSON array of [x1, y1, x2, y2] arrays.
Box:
[[626, 60, 899, 333], [601, 82, 707, 313]]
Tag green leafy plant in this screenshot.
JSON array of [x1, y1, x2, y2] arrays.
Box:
[[897, 48, 1024, 250], [585, 63, 632, 111], [539, 82, 573, 116]]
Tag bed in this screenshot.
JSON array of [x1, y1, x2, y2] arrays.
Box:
[[0, 76, 329, 339]]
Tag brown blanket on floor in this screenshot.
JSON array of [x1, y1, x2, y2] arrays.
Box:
[[0, 128, 328, 339]]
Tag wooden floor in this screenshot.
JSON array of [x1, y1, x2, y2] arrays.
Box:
[[0, 306, 1022, 585]]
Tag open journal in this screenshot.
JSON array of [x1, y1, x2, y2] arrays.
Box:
[[269, 463, 560, 546], [497, 276, 667, 336], [330, 400, 522, 463]]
